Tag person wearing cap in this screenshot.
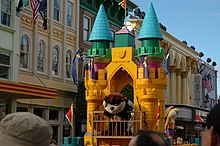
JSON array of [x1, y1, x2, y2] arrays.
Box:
[[0, 112, 53, 146], [202, 103, 220, 146]]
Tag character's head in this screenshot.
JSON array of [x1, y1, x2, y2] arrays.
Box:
[[103, 93, 128, 115], [202, 103, 220, 146], [165, 106, 179, 119]]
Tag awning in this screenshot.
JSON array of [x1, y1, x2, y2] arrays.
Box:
[[0, 80, 57, 99]]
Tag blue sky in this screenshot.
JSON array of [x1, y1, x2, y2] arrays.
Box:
[[131, 0, 220, 94]]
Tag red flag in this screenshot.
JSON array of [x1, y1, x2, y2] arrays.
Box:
[[30, 0, 40, 21], [66, 104, 74, 128], [155, 100, 161, 126], [196, 114, 204, 123], [118, 0, 126, 9]]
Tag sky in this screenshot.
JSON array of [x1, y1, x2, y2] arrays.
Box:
[[130, 0, 220, 94]]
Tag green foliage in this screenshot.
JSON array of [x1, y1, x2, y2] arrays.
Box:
[[120, 84, 134, 101]]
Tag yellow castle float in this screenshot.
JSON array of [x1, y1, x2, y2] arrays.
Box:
[[84, 3, 167, 146]]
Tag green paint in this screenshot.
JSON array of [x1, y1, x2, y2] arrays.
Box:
[[115, 34, 135, 48]]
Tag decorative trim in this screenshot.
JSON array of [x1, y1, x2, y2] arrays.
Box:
[[0, 80, 57, 99]]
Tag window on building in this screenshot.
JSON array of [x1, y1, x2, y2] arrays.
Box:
[[63, 125, 71, 137], [0, 99, 9, 116], [66, 51, 71, 79], [37, 41, 46, 73], [51, 126, 59, 145], [67, 2, 73, 27], [1, 0, 12, 27], [83, 16, 90, 41], [33, 108, 45, 118], [49, 110, 59, 121], [52, 47, 59, 76], [54, 0, 60, 21], [0, 51, 10, 79], [20, 35, 29, 69]]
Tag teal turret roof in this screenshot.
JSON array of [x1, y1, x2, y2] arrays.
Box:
[[89, 4, 113, 42], [138, 2, 163, 40]]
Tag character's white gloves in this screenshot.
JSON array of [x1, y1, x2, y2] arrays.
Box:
[[178, 126, 184, 129]]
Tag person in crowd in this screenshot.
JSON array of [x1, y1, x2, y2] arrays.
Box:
[[202, 103, 220, 146], [128, 130, 169, 146], [0, 112, 53, 146]]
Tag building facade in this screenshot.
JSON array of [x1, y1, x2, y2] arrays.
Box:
[[14, 0, 80, 145], [0, 0, 57, 117]]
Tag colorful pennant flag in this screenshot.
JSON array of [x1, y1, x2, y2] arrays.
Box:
[[140, 56, 148, 78], [118, 0, 126, 9], [164, 48, 170, 75], [65, 104, 74, 128], [155, 100, 161, 126], [89, 58, 95, 79], [71, 49, 82, 85]]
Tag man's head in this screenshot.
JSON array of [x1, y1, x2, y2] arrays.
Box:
[[128, 130, 168, 146], [202, 103, 220, 146], [0, 112, 53, 146]]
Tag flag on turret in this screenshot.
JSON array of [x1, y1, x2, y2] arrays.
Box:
[[118, 0, 126, 9], [155, 100, 161, 126], [71, 49, 82, 85], [140, 56, 148, 78]]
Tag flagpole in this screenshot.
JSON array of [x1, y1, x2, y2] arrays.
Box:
[[124, 0, 127, 25], [71, 100, 75, 137]]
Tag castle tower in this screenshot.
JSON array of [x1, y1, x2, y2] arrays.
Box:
[[88, 4, 113, 65], [115, 27, 135, 48], [135, 2, 167, 132], [84, 4, 112, 145]]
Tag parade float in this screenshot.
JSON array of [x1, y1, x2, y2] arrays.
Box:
[[83, 3, 167, 146]]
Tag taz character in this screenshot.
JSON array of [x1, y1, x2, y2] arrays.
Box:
[[103, 93, 134, 136]]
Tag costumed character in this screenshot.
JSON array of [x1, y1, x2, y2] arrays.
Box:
[[103, 93, 134, 136], [165, 106, 184, 139]]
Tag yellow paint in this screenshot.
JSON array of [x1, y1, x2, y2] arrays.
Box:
[[84, 47, 167, 145]]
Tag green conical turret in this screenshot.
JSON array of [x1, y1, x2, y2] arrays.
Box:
[[136, 2, 164, 61], [87, 4, 113, 63]]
